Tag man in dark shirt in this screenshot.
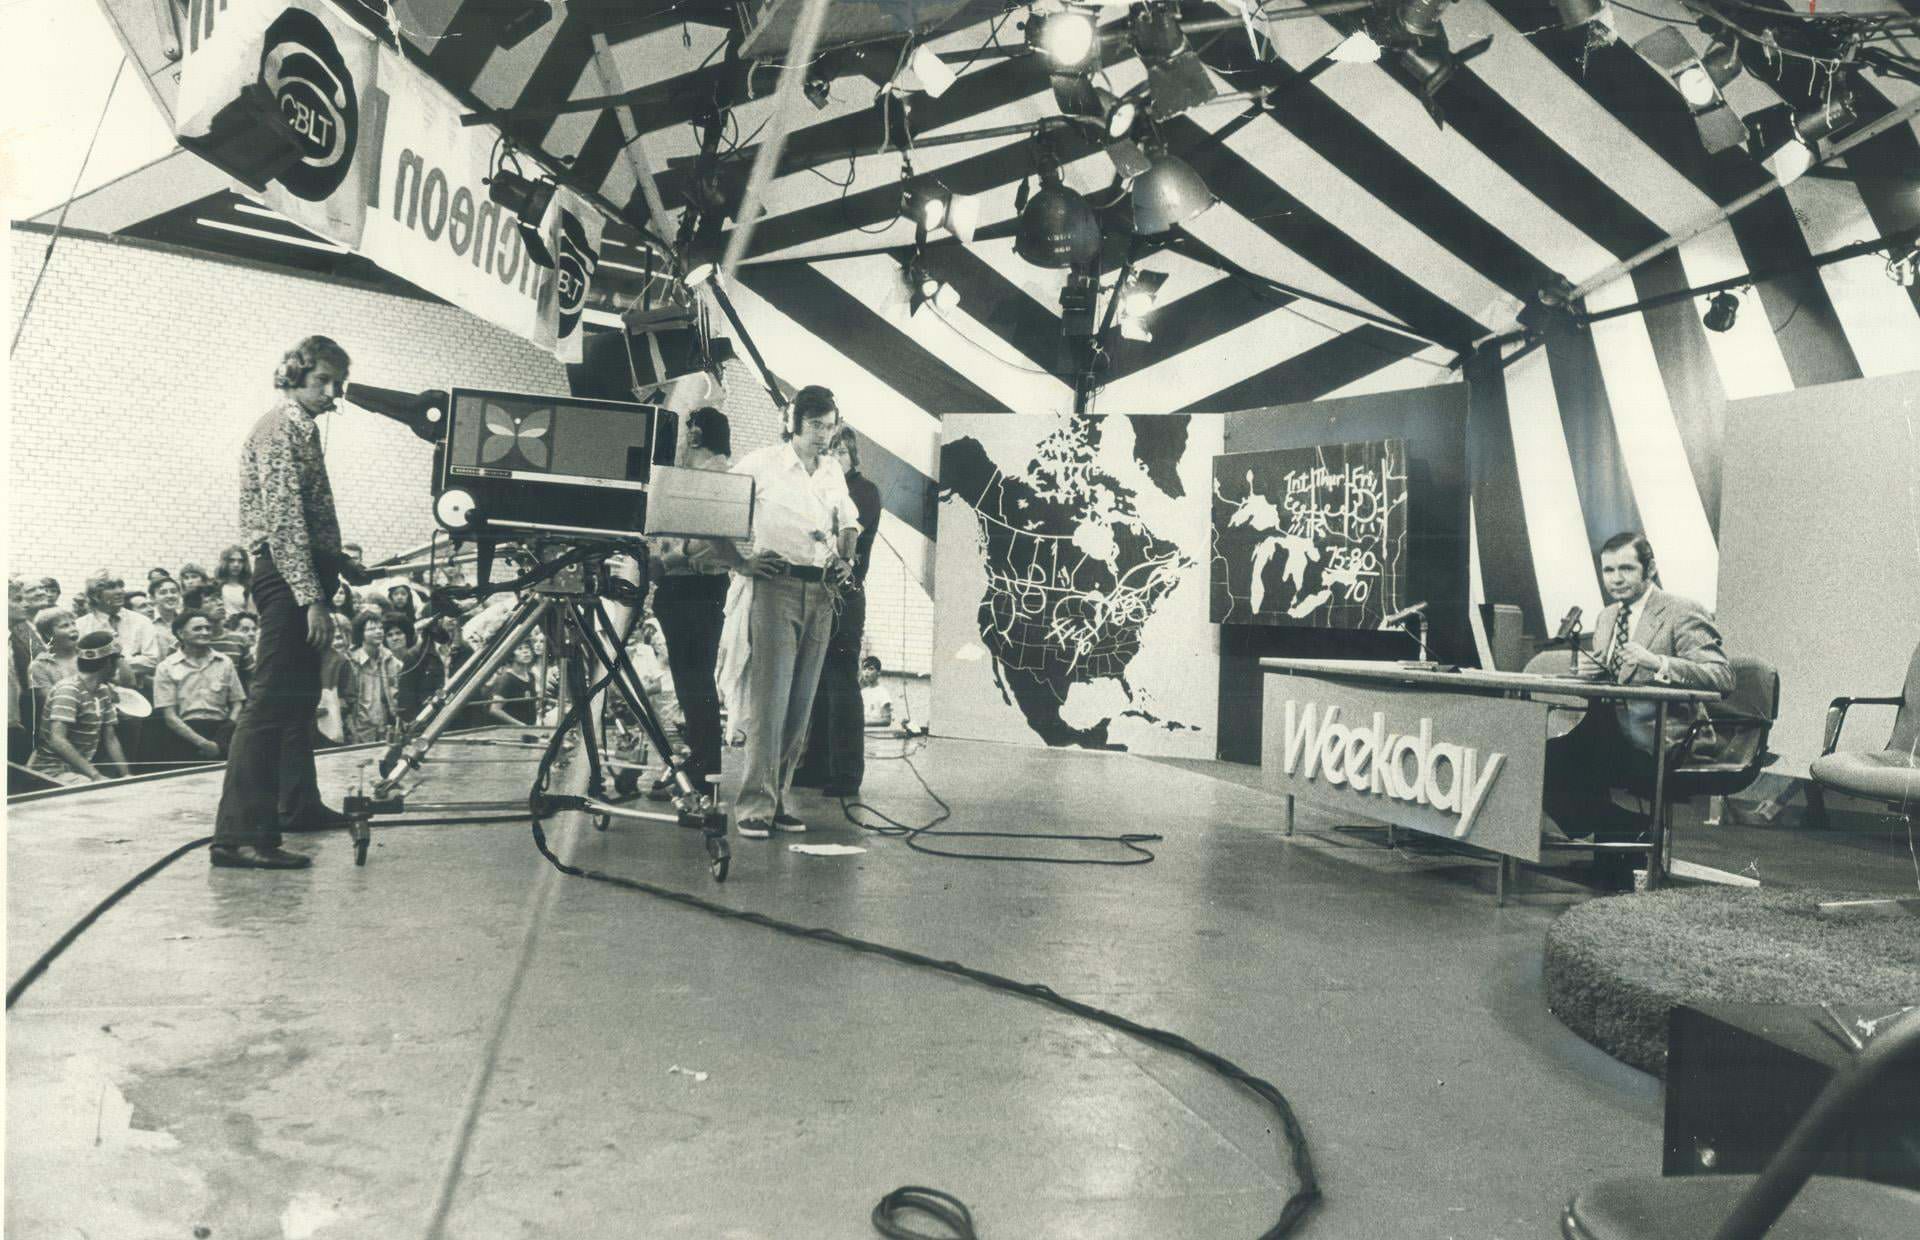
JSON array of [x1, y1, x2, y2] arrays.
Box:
[[797, 425, 885, 797], [210, 335, 374, 870]]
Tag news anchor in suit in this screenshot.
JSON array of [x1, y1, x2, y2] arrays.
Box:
[[1543, 532, 1733, 878]]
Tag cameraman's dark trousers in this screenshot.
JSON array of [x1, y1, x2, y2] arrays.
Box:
[[212, 549, 328, 848], [799, 589, 865, 792], [652, 574, 728, 788]]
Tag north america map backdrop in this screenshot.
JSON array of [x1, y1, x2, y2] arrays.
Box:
[[934, 414, 1219, 758]]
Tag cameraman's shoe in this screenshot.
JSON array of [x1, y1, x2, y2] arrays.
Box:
[[210, 844, 312, 870], [737, 818, 772, 840]]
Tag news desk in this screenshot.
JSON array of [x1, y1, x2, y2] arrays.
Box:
[[1259, 658, 1723, 901]]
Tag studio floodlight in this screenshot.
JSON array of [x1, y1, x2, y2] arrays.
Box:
[[1634, 26, 1746, 155], [1131, 149, 1214, 235], [487, 166, 558, 267], [1025, 9, 1100, 73], [1744, 96, 1855, 186], [1052, 76, 1139, 142], [1130, 4, 1218, 119], [903, 184, 979, 243], [1385, 0, 1453, 42], [1116, 268, 1170, 341], [1702, 290, 1739, 333], [1016, 168, 1102, 268]]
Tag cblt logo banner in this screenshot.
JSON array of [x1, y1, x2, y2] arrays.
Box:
[[535, 190, 604, 363], [176, 0, 379, 247]]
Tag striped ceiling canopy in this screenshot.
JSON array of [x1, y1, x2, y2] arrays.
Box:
[[353, 0, 1920, 355]]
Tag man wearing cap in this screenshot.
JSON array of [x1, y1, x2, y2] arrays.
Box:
[[209, 335, 376, 870], [28, 630, 129, 784], [151, 612, 247, 764], [75, 571, 165, 692]]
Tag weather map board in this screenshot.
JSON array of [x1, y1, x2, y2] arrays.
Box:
[[437, 388, 674, 541], [1211, 439, 1409, 629], [935, 414, 1219, 759]]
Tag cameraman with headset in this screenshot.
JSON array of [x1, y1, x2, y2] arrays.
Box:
[[209, 336, 376, 870], [709, 387, 859, 841]]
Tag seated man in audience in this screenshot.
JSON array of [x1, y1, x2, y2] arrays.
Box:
[[149, 576, 185, 656], [28, 630, 129, 784], [861, 656, 901, 729], [211, 610, 259, 689], [150, 612, 247, 763], [124, 590, 152, 620], [24, 577, 60, 614], [1543, 530, 1733, 888], [76, 571, 164, 693]]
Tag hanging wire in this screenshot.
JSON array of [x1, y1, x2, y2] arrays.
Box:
[[12, 55, 127, 357]]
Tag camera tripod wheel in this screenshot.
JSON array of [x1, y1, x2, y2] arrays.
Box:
[[592, 809, 613, 832], [706, 830, 731, 882]]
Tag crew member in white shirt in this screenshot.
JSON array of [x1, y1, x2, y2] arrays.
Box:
[[708, 386, 860, 840]]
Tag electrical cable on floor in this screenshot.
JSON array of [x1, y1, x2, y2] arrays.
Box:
[[526, 700, 1320, 1238], [5, 833, 213, 1010], [839, 737, 1163, 865]]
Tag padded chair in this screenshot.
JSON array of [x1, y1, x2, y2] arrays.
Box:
[[1808, 639, 1920, 830], [1653, 655, 1780, 871], [1560, 1005, 1920, 1239]]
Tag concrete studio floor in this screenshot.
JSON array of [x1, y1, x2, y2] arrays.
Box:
[[8, 735, 1662, 1240]]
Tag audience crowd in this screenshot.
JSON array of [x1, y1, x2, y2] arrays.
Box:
[[10, 543, 908, 791]]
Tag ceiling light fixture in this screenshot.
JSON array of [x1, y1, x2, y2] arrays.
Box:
[[1634, 26, 1745, 154], [1016, 166, 1103, 269], [1025, 8, 1100, 73], [903, 184, 980, 243], [1367, 0, 1489, 125], [1702, 290, 1740, 332], [1744, 96, 1856, 186], [1052, 76, 1138, 142], [1116, 268, 1170, 341], [486, 164, 558, 267], [1131, 3, 1219, 119], [1132, 148, 1214, 235]]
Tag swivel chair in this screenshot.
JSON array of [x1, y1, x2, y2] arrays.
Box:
[[1560, 1005, 1920, 1239], [1808, 638, 1920, 838], [1652, 655, 1779, 874]]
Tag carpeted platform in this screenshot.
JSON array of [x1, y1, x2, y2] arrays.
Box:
[[1544, 887, 1920, 1076]]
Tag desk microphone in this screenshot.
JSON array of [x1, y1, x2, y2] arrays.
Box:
[[1380, 601, 1428, 628], [1554, 605, 1583, 642]]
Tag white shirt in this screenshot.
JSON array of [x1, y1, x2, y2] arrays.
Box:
[[731, 441, 861, 569], [77, 608, 164, 671]]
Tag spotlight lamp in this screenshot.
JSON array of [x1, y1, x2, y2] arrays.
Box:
[[486, 164, 558, 267], [1015, 166, 1103, 269], [1702, 290, 1740, 333], [1396, 36, 1492, 124], [1131, 148, 1214, 235], [1383, 0, 1455, 43], [903, 184, 979, 243], [1116, 268, 1170, 342], [1633, 26, 1746, 155], [1024, 8, 1100, 74], [906, 256, 959, 317], [1052, 76, 1139, 143], [1744, 96, 1856, 186], [1130, 3, 1219, 119]]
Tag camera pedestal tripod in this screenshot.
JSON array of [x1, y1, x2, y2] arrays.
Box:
[[342, 544, 731, 881]]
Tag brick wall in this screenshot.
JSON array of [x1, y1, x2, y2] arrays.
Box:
[[7, 226, 567, 594]]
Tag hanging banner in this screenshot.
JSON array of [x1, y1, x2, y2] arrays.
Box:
[[172, 1, 607, 361], [176, 0, 378, 248], [530, 186, 602, 364]]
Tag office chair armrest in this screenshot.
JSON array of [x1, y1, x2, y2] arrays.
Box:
[[1822, 696, 1904, 756]]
